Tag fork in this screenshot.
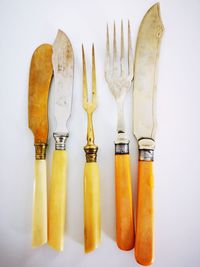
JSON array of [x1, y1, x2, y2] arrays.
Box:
[[82, 45, 101, 253], [105, 21, 135, 250]]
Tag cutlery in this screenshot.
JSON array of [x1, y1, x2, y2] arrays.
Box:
[[82, 45, 101, 253], [105, 21, 134, 250], [28, 44, 53, 247], [48, 30, 74, 251], [133, 3, 164, 265]]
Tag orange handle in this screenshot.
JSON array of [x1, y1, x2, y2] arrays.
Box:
[[135, 161, 154, 266], [115, 154, 134, 250]]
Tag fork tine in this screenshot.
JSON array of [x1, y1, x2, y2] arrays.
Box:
[[128, 20, 133, 77], [92, 44, 96, 106], [105, 24, 111, 80], [120, 20, 125, 76], [113, 22, 118, 75], [82, 45, 88, 108]]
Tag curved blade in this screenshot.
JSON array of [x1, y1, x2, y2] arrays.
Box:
[[52, 30, 74, 133], [28, 44, 53, 143], [133, 3, 164, 144]]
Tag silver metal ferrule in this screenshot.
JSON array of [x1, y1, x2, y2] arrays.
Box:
[[53, 132, 69, 150], [139, 149, 154, 161], [115, 141, 129, 154], [115, 132, 129, 154]]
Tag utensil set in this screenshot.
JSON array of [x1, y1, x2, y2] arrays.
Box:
[[28, 3, 164, 265]]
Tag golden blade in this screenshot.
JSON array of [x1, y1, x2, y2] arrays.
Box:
[[28, 44, 53, 144]]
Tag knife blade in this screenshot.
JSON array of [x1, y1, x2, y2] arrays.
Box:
[[133, 3, 164, 265], [48, 30, 74, 251], [28, 44, 53, 247]]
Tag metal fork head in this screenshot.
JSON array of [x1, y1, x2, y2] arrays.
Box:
[[105, 21, 133, 99], [105, 21, 134, 139], [82, 44, 97, 114]]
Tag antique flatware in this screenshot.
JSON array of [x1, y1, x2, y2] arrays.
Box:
[[105, 21, 134, 250], [28, 44, 53, 247], [133, 3, 164, 265], [48, 30, 74, 251], [82, 45, 101, 253]]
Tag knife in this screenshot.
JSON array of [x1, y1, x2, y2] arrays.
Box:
[[48, 30, 74, 251], [28, 44, 53, 247], [133, 3, 164, 265]]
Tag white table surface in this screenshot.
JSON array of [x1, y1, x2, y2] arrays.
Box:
[[0, 0, 200, 266]]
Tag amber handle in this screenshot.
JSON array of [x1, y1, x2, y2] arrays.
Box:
[[115, 153, 134, 250], [135, 161, 154, 266]]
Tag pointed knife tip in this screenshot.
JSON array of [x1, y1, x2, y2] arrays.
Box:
[[58, 29, 67, 39], [153, 2, 165, 32], [55, 29, 68, 41], [152, 2, 161, 14], [53, 29, 73, 52], [56, 29, 63, 37], [144, 2, 164, 32]]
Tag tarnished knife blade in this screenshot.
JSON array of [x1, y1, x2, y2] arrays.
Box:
[[52, 30, 74, 133], [28, 44, 53, 143], [133, 3, 164, 147]]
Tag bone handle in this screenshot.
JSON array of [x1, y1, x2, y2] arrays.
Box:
[[32, 159, 47, 247]]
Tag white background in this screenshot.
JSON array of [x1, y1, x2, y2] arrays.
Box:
[[0, 0, 200, 266]]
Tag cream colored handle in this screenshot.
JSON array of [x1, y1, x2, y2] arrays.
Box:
[[48, 150, 67, 251], [84, 162, 101, 253], [32, 159, 47, 247]]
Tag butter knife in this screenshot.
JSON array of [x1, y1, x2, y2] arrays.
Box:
[[28, 44, 53, 247]]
